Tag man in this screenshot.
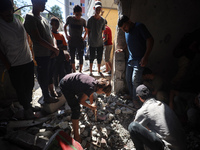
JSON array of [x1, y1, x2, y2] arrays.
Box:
[[0, 0, 34, 119], [128, 84, 186, 150], [103, 20, 112, 74], [64, 5, 87, 73], [60, 73, 111, 143], [87, 1, 105, 76], [117, 15, 154, 108], [24, 0, 59, 103]]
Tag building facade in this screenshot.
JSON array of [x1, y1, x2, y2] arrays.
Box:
[[64, 0, 89, 20]]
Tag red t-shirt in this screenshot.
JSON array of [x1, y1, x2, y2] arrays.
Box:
[[104, 26, 112, 45]]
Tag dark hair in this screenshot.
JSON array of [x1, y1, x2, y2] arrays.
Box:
[[31, 0, 47, 3], [50, 17, 59, 27], [105, 19, 107, 25], [143, 67, 153, 76], [0, 0, 13, 13], [118, 15, 129, 27], [136, 84, 152, 100], [97, 78, 112, 96], [73, 5, 82, 13]]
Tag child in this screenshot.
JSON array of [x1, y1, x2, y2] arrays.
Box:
[[50, 17, 69, 87], [24, 0, 59, 103], [60, 73, 111, 143], [0, 0, 34, 119], [87, 1, 105, 76], [64, 5, 87, 73]]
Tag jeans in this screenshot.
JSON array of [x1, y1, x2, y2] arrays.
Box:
[[128, 122, 165, 150], [126, 60, 144, 100], [8, 61, 34, 110], [35, 56, 50, 99]]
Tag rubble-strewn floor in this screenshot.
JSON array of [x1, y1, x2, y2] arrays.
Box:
[[1, 77, 200, 149]]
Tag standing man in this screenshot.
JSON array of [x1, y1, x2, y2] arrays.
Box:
[[0, 0, 34, 119], [128, 84, 186, 150], [117, 15, 154, 108], [87, 1, 105, 76], [103, 20, 112, 74], [64, 5, 87, 73], [24, 0, 59, 104]]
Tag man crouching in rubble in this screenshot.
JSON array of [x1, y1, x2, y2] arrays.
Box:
[[128, 84, 186, 150], [0, 0, 35, 119], [60, 73, 111, 143]]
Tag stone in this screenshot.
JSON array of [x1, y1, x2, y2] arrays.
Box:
[[115, 108, 121, 115], [107, 113, 114, 121]]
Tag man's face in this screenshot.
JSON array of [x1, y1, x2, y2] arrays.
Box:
[[95, 7, 101, 15], [74, 12, 82, 20], [0, 8, 14, 23], [120, 22, 131, 33]]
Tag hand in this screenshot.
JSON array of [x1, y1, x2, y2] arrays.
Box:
[[115, 49, 123, 53], [140, 56, 148, 67], [53, 47, 59, 56], [89, 103, 97, 110]]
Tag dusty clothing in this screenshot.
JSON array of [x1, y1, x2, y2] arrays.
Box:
[[87, 16, 105, 47], [60, 73, 97, 119], [24, 12, 53, 57], [134, 98, 186, 150], [0, 16, 32, 66]]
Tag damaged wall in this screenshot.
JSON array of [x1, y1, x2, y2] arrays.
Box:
[[113, 0, 200, 94]]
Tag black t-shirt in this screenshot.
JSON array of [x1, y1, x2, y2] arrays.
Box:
[[60, 73, 97, 97]]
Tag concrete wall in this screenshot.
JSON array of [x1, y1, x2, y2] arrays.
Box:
[[113, 0, 200, 94]]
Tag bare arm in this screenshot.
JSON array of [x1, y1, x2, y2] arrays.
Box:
[[79, 93, 97, 110], [64, 23, 71, 41], [103, 33, 108, 43], [83, 27, 87, 40], [140, 37, 154, 67], [29, 29, 59, 56]]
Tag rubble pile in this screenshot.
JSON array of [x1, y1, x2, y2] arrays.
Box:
[[1, 93, 200, 149]]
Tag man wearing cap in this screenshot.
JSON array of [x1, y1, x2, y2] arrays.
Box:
[[87, 1, 105, 76], [24, 0, 60, 104], [117, 15, 154, 108], [128, 84, 186, 150]]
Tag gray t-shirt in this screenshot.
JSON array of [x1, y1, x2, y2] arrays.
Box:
[[66, 16, 86, 39], [87, 16, 105, 47], [0, 16, 32, 67], [24, 12, 53, 57], [134, 98, 186, 150]]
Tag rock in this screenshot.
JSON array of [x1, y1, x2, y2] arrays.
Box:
[[107, 113, 114, 121], [58, 121, 69, 129], [115, 108, 121, 115]]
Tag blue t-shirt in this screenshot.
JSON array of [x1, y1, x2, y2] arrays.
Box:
[[125, 22, 152, 62]]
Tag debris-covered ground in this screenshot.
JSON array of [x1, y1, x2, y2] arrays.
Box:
[[0, 78, 200, 149]]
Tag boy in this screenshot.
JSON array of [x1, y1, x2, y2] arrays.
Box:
[[60, 73, 111, 143], [87, 1, 105, 76], [64, 5, 87, 73], [0, 0, 34, 119], [50, 17, 69, 87], [24, 0, 59, 103], [103, 20, 112, 74]]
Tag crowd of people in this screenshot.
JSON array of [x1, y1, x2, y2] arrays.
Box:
[[0, 0, 199, 149]]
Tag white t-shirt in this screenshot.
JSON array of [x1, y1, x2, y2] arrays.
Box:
[[134, 98, 186, 150], [0, 15, 32, 67]]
